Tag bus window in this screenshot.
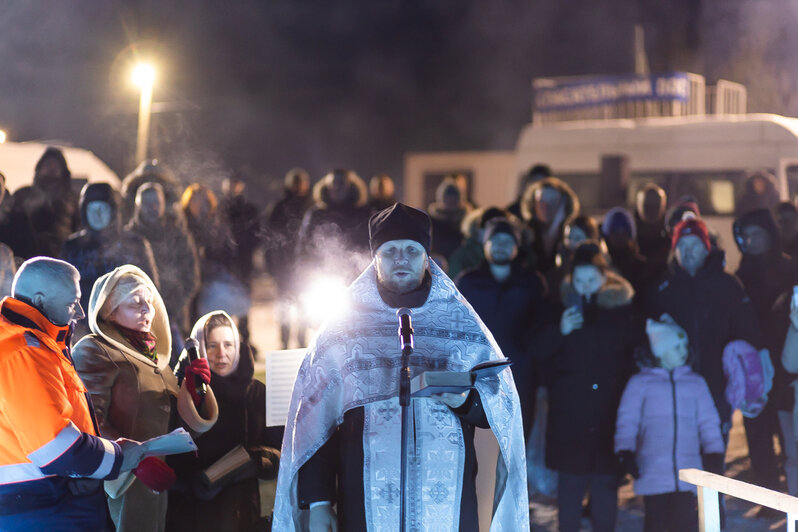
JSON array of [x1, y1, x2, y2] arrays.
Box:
[[556, 174, 601, 211]]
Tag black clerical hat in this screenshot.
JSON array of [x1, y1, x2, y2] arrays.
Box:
[[368, 203, 431, 256]]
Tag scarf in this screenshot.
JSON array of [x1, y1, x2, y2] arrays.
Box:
[[113, 323, 157, 360]]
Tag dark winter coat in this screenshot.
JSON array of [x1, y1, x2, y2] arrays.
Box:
[[264, 190, 312, 293], [62, 183, 159, 317], [635, 214, 671, 282], [455, 261, 546, 388], [644, 249, 760, 424], [167, 344, 283, 532], [221, 193, 261, 285], [520, 178, 580, 275], [733, 209, 798, 411], [428, 205, 468, 261], [7, 148, 79, 258], [126, 211, 200, 335], [296, 175, 371, 278], [532, 272, 638, 475]]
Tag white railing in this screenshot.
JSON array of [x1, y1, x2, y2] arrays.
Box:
[[680, 468, 798, 532]]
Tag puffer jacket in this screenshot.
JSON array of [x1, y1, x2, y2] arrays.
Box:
[[615, 364, 724, 495]]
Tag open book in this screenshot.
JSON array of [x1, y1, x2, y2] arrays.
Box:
[[410, 359, 512, 397]]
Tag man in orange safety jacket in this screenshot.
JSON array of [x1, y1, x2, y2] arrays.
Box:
[[0, 257, 145, 531]]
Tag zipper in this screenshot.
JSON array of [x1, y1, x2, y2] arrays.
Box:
[[670, 371, 680, 492]]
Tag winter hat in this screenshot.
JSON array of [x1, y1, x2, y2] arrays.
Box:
[[79, 182, 120, 226], [570, 240, 608, 273], [369, 203, 432, 255], [646, 317, 688, 359], [99, 274, 152, 321], [483, 217, 520, 245], [722, 339, 774, 418], [672, 218, 711, 251], [34, 146, 71, 180], [666, 198, 701, 232], [602, 207, 637, 240], [479, 207, 507, 228], [732, 208, 779, 253]]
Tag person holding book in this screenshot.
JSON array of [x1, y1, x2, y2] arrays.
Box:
[[166, 311, 283, 531], [531, 241, 639, 532], [72, 265, 219, 531], [615, 317, 724, 532], [273, 203, 529, 531]]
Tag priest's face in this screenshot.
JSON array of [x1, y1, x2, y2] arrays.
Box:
[[375, 239, 429, 294]]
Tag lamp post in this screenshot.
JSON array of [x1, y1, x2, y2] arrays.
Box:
[[132, 63, 155, 163]]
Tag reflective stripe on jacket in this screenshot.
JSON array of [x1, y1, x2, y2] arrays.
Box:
[[0, 297, 121, 486]]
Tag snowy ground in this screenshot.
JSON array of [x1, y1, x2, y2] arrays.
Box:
[[248, 272, 792, 531]]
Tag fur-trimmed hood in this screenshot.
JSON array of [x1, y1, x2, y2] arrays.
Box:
[[559, 269, 634, 309], [520, 177, 580, 226], [312, 171, 368, 209], [87, 264, 171, 368]]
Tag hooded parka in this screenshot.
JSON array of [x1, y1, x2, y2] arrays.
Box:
[[72, 265, 218, 532]]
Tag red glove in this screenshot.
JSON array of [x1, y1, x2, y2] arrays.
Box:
[[185, 358, 211, 407], [133, 457, 176, 493]]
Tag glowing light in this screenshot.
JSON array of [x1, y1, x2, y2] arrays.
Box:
[[300, 275, 350, 324], [0, 130, 6, 144], [131, 63, 156, 89]]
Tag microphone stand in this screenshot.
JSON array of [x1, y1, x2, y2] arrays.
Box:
[[397, 310, 413, 532]]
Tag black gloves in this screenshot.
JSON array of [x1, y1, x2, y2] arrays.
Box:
[[702, 453, 725, 475], [617, 450, 640, 479]]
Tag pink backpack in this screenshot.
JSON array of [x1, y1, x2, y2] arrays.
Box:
[[722, 340, 774, 418]]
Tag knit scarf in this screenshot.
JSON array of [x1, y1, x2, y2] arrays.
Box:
[[114, 323, 158, 360]]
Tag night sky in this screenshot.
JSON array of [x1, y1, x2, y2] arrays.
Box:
[[1, 0, 796, 201]]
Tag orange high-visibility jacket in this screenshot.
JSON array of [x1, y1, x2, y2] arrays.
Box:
[[0, 297, 121, 486]]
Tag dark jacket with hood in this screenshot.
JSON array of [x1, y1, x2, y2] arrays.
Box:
[[733, 208, 798, 411], [532, 271, 639, 475], [8, 147, 80, 258], [296, 173, 371, 277], [644, 249, 760, 424], [428, 179, 470, 260], [634, 211, 671, 282], [264, 188, 312, 293], [62, 183, 159, 315], [120, 160, 183, 223], [520, 177, 580, 275], [126, 200, 200, 335], [221, 192, 261, 285], [167, 314, 282, 532]]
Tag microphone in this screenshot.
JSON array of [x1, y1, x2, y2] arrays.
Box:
[[396, 308, 414, 355], [184, 338, 207, 400]]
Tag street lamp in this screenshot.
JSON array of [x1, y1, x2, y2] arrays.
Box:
[[132, 63, 155, 163], [0, 130, 6, 144]]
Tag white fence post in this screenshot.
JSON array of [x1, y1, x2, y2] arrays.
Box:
[[697, 486, 721, 532]]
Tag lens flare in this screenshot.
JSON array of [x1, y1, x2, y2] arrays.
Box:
[[300, 275, 349, 324]]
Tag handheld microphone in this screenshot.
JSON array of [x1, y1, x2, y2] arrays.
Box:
[[184, 338, 207, 400], [396, 308, 414, 355]]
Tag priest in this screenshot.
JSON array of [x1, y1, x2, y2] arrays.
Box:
[[273, 203, 528, 531]]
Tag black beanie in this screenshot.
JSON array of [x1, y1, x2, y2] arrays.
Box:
[[483, 217, 520, 244], [369, 203, 431, 255]]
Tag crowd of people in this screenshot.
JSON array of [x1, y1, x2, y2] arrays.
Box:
[[1, 144, 798, 531]]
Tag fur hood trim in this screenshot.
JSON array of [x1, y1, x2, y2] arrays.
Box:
[[560, 269, 634, 309], [520, 177, 580, 225], [312, 171, 368, 208]]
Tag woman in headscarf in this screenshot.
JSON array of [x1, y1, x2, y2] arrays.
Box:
[[72, 265, 218, 532], [166, 311, 283, 532]]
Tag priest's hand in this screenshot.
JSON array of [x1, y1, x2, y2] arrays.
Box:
[[309, 502, 338, 532], [431, 391, 469, 409]]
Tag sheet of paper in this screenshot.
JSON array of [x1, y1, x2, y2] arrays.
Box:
[[264, 348, 306, 427], [140, 427, 197, 458]]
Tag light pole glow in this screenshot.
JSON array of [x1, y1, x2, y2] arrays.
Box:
[[132, 63, 155, 163], [0, 130, 6, 144]]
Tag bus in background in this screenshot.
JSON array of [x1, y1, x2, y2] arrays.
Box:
[[404, 72, 798, 270]]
